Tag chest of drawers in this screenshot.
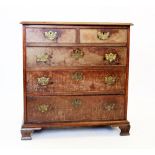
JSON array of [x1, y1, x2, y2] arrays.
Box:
[[21, 22, 133, 140]]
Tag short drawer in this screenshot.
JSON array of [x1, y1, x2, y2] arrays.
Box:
[[26, 28, 76, 43], [26, 68, 126, 95], [80, 29, 127, 43], [26, 95, 125, 123], [26, 47, 127, 68]]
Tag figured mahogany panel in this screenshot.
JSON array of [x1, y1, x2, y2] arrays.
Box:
[[80, 29, 127, 43], [26, 95, 125, 123], [26, 28, 76, 43], [26, 47, 127, 68], [26, 68, 126, 95]]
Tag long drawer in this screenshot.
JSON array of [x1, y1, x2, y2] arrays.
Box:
[[26, 68, 126, 95], [26, 95, 125, 123], [26, 47, 127, 68]]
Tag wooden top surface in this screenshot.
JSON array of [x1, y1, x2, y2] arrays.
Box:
[[20, 21, 133, 26]]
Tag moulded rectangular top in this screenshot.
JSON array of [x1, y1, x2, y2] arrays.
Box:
[[20, 21, 133, 26]]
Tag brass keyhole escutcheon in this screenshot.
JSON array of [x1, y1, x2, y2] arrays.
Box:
[[37, 104, 49, 113], [97, 31, 110, 40], [104, 76, 117, 85], [72, 72, 83, 81], [71, 48, 84, 60], [44, 30, 57, 40], [36, 53, 49, 63], [104, 52, 117, 63], [104, 103, 115, 111], [71, 99, 81, 108], [37, 77, 50, 86]]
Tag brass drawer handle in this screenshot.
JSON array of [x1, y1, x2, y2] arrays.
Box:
[[104, 103, 115, 111], [97, 31, 110, 40], [71, 99, 81, 108], [36, 53, 49, 63], [37, 77, 50, 86], [104, 53, 117, 63], [44, 30, 57, 40], [72, 72, 83, 81], [37, 104, 49, 113], [104, 76, 117, 85], [71, 48, 84, 60]]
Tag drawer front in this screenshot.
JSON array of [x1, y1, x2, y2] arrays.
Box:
[[80, 29, 127, 43], [26, 47, 127, 68], [26, 68, 125, 95], [26, 95, 125, 123], [26, 28, 76, 43]]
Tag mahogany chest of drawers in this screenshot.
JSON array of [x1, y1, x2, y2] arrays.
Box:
[[21, 21, 133, 140]]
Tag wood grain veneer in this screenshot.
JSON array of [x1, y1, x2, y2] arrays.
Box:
[[21, 22, 132, 140]]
